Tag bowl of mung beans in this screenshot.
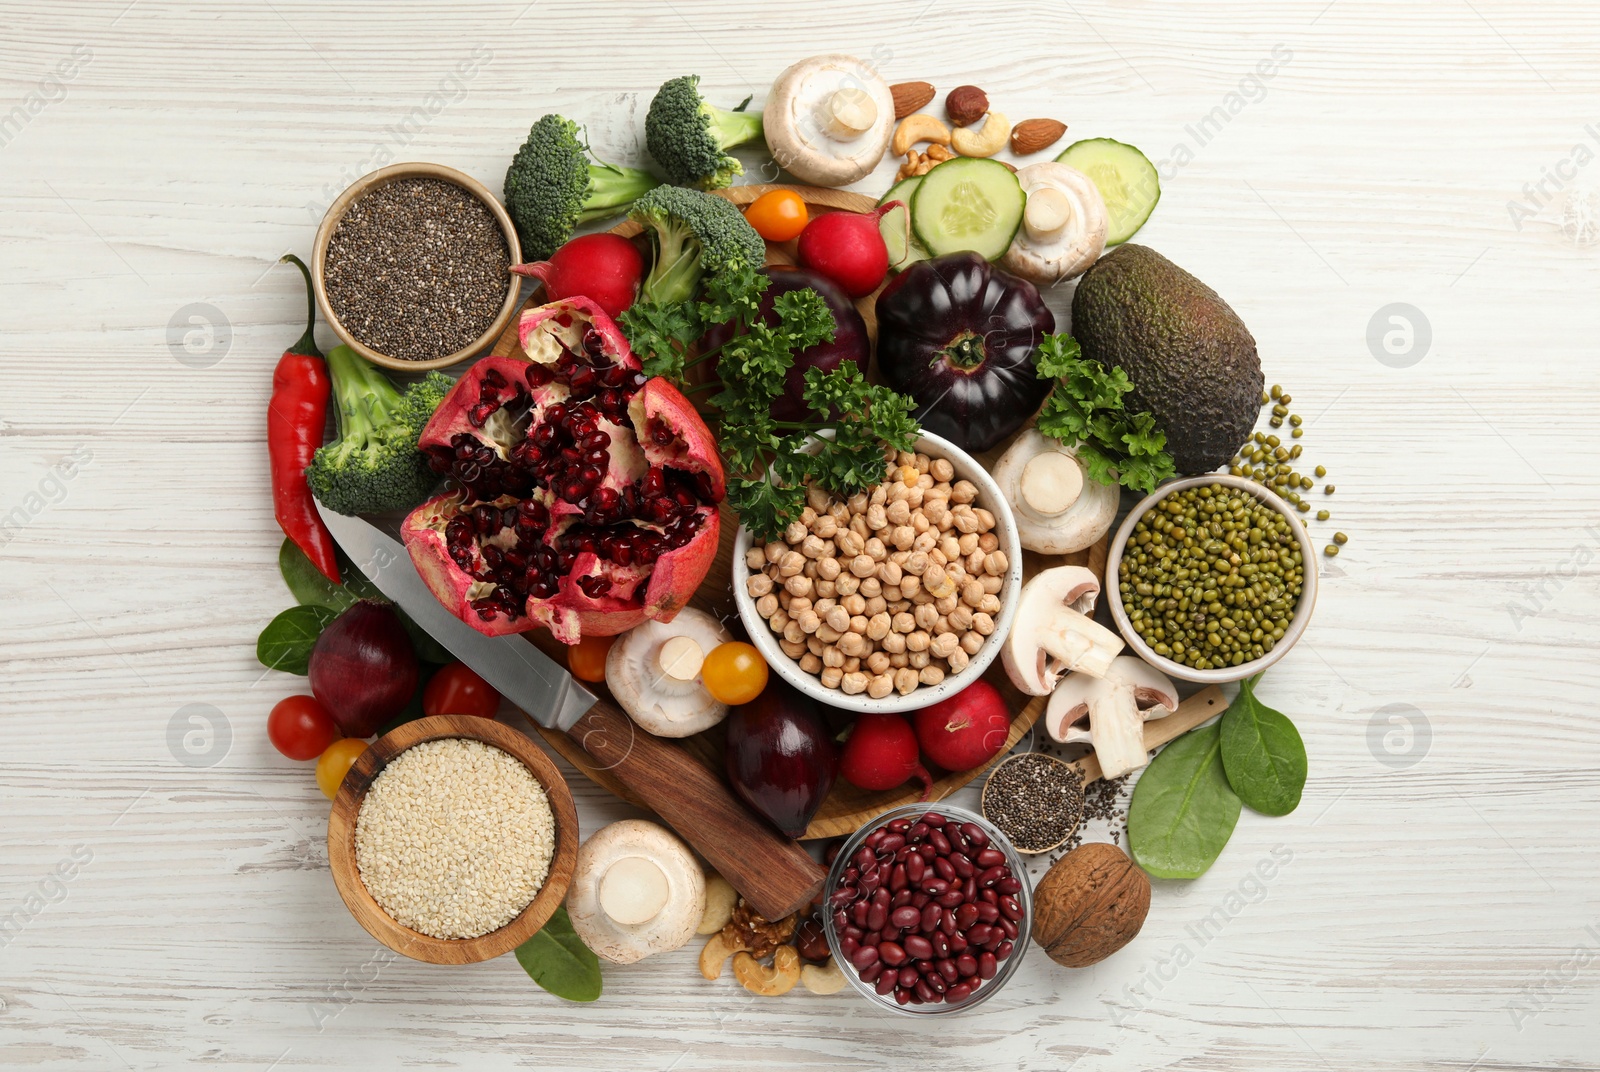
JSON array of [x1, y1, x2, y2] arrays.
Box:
[[731, 430, 1024, 714], [312, 162, 522, 372], [1106, 474, 1317, 685]]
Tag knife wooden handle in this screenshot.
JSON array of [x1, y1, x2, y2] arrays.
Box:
[[565, 697, 825, 921]]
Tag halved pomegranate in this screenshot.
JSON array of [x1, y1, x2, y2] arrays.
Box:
[[402, 297, 725, 644]]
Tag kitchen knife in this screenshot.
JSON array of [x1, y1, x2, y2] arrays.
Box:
[[316, 503, 825, 920]]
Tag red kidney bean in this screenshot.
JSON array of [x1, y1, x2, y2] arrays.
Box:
[[891, 889, 912, 909], [908, 822, 929, 840], [998, 918, 1018, 940], [953, 903, 979, 930], [923, 812, 947, 827], [860, 960, 882, 983], [874, 970, 897, 996], [978, 888, 998, 905], [975, 902, 999, 925], [933, 857, 956, 882], [878, 833, 905, 854], [977, 865, 1007, 889], [924, 972, 947, 995], [899, 966, 920, 989], [850, 901, 870, 927], [946, 981, 974, 1003], [939, 910, 957, 936], [862, 929, 882, 947], [855, 846, 877, 871], [905, 853, 926, 884], [930, 930, 950, 957], [947, 931, 968, 954], [918, 844, 937, 860], [850, 944, 879, 971], [962, 877, 978, 902], [863, 828, 885, 850], [888, 818, 911, 833], [832, 908, 849, 930], [937, 889, 965, 909], [894, 987, 911, 1005], [996, 940, 1014, 961], [843, 921, 863, 940], [922, 877, 950, 896], [829, 886, 856, 908], [907, 989, 924, 1005], [976, 848, 1006, 868], [914, 979, 934, 1003], [873, 887, 890, 906], [949, 852, 975, 879], [936, 958, 959, 982], [998, 895, 1023, 921], [902, 934, 933, 960], [859, 872, 881, 896], [996, 876, 1023, 896], [866, 901, 887, 932], [955, 953, 978, 977], [929, 828, 952, 855], [911, 891, 931, 909], [891, 905, 921, 930], [968, 923, 994, 946], [920, 903, 941, 932], [978, 952, 998, 979], [960, 822, 989, 849], [840, 935, 859, 959], [843, 865, 859, 883], [879, 940, 906, 967], [983, 931, 1004, 952], [890, 863, 908, 893]]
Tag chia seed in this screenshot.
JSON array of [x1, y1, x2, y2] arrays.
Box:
[[981, 752, 1085, 854], [324, 177, 511, 362]]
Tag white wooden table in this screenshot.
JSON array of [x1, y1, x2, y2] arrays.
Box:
[[3, 1, 1597, 1068]]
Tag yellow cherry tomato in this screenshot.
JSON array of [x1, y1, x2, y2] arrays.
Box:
[[315, 738, 369, 800], [744, 190, 809, 243], [567, 633, 616, 683], [701, 641, 769, 705]]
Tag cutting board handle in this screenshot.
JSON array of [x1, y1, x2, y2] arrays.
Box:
[[565, 698, 825, 921]]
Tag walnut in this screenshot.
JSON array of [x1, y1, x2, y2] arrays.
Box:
[[721, 897, 797, 961], [1031, 843, 1150, 968]]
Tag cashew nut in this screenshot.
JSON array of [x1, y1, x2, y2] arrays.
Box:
[[800, 957, 848, 995], [732, 946, 801, 997], [696, 873, 736, 935], [891, 113, 952, 157], [698, 930, 747, 980], [951, 111, 1011, 158]]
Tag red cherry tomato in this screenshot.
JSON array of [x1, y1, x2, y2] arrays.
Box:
[[744, 189, 809, 242], [422, 662, 501, 719], [267, 695, 340, 761]]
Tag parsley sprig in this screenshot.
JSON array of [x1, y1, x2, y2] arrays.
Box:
[[1034, 334, 1176, 494], [621, 263, 920, 541]]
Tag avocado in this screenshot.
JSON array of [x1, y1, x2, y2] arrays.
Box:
[[1071, 245, 1263, 475]]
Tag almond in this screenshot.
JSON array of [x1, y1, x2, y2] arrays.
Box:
[[890, 81, 935, 120], [945, 85, 989, 128], [1010, 118, 1068, 155]]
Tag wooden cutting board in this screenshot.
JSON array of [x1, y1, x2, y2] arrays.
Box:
[[496, 184, 1112, 840]]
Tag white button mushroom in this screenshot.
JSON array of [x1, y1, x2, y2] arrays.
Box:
[[566, 820, 707, 964], [999, 161, 1110, 285], [991, 429, 1119, 555], [1044, 656, 1179, 780], [1000, 565, 1125, 696], [605, 608, 732, 738], [764, 54, 896, 188]]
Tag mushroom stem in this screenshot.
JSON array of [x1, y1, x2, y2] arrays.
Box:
[[1024, 187, 1072, 241], [1085, 686, 1149, 781], [599, 856, 671, 925], [1039, 615, 1123, 683], [657, 635, 705, 682], [1020, 450, 1084, 517], [819, 87, 878, 140]]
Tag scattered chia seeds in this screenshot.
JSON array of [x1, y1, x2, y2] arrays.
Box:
[[324, 177, 511, 362], [981, 752, 1085, 854]]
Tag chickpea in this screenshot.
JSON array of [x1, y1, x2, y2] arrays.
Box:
[[953, 511, 981, 535], [899, 576, 921, 600], [858, 576, 882, 599], [892, 611, 916, 634], [893, 668, 920, 696], [806, 484, 831, 511], [922, 500, 948, 528], [840, 672, 869, 696], [846, 554, 874, 579], [865, 595, 887, 616], [916, 474, 934, 493], [866, 612, 892, 641], [847, 491, 869, 514], [842, 656, 861, 674], [907, 487, 926, 509], [778, 590, 793, 609], [961, 580, 986, 608], [914, 530, 939, 553], [865, 537, 887, 561], [891, 525, 916, 550], [817, 556, 841, 581], [972, 508, 996, 532], [947, 648, 970, 673], [784, 574, 813, 598], [984, 550, 1009, 576], [745, 547, 767, 570], [877, 561, 903, 587], [800, 506, 818, 526], [815, 622, 843, 644], [906, 630, 931, 653], [934, 615, 950, 635], [769, 608, 790, 632], [958, 532, 979, 556], [922, 563, 956, 599], [839, 632, 870, 658], [899, 465, 920, 487], [784, 521, 808, 545], [820, 666, 844, 689], [977, 532, 999, 554], [850, 514, 870, 540], [965, 549, 986, 576], [911, 588, 934, 607], [814, 597, 837, 615], [951, 479, 978, 504], [835, 574, 860, 597], [800, 534, 827, 559], [867, 674, 895, 699], [796, 609, 822, 634], [978, 594, 1001, 615], [836, 530, 864, 557], [885, 499, 911, 527], [919, 665, 946, 686], [881, 630, 907, 654], [939, 535, 962, 561], [765, 541, 787, 564], [914, 603, 940, 631], [755, 593, 780, 618], [803, 561, 819, 579], [972, 611, 995, 636], [867, 651, 892, 675], [747, 573, 774, 598], [829, 500, 852, 524], [896, 450, 915, 467], [800, 652, 823, 674], [865, 503, 888, 530], [814, 579, 838, 599], [911, 453, 928, 474], [839, 594, 865, 617], [821, 646, 845, 669], [869, 484, 887, 506], [814, 513, 839, 539], [908, 649, 931, 669], [806, 636, 825, 657], [934, 593, 959, 615], [930, 458, 954, 482], [903, 550, 928, 576], [930, 632, 959, 659], [783, 621, 804, 645], [780, 638, 807, 659], [981, 574, 1003, 595], [959, 630, 984, 656], [889, 651, 909, 669], [779, 551, 805, 578]]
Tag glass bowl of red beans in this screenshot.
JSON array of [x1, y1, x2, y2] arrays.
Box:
[[822, 804, 1031, 1014]]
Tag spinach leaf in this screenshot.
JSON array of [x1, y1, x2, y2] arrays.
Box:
[[1128, 722, 1241, 879], [256, 604, 339, 675], [1220, 674, 1307, 816], [514, 906, 602, 1002], [278, 539, 450, 664]]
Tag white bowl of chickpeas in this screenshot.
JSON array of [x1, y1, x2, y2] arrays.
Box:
[[731, 431, 1024, 714]]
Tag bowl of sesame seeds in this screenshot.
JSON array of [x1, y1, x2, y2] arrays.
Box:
[[312, 162, 522, 371], [326, 714, 579, 965]]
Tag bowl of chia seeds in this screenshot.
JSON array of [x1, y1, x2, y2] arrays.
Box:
[[313, 162, 521, 371], [1106, 474, 1318, 685]]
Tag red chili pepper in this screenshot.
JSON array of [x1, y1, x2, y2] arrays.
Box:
[[270, 255, 340, 584]]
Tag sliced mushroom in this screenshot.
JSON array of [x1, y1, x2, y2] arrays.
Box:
[[1045, 656, 1179, 779], [1000, 162, 1109, 285], [765, 55, 896, 187], [991, 429, 1118, 554], [1001, 565, 1125, 696], [606, 609, 731, 738], [567, 820, 706, 964]]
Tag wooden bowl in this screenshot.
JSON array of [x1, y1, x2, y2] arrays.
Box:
[[311, 161, 522, 372], [326, 715, 579, 965]]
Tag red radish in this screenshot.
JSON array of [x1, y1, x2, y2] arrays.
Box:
[[913, 680, 1012, 773], [796, 203, 899, 298], [511, 233, 643, 319], [839, 711, 932, 797]]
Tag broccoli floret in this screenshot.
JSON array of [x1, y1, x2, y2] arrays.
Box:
[[305, 346, 454, 516], [504, 114, 661, 260], [629, 185, 767, 306], [645, 75, 765, 191]]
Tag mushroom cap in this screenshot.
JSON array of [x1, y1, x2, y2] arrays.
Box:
[[566, 819, 706, 965], [1044, 655, 1181, 743], [764, 54, 895, 188], [606, 608, 731, 738], [991, 429, 1119, 555], [1001, 565, 1125, 696], [999, 162, 1110, 285]]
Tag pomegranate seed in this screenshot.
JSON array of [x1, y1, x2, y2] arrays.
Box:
[[525, 363, 554, 387]]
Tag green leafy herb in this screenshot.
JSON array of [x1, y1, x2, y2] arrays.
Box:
[[514, 906, 602, 1002], [1034, 333, 1177, 494], [1219, 674, 1307, 816], [1127, 721, 1241, 879], [256, 604, 339, 675], [277, 539, 451, 664]]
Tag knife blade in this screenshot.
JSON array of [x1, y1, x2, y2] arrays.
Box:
[[315, 503, 826, 920]]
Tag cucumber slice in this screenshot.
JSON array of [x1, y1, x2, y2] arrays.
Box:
[[1055, 138, 1160, 245], [909, 158, 1025, 261], [877, 178, 929, 271]]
